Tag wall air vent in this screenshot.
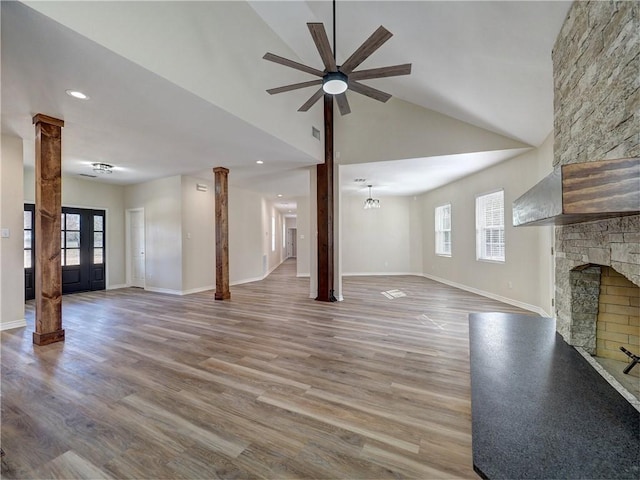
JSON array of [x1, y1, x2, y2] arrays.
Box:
[[311, 126, 321, 140]]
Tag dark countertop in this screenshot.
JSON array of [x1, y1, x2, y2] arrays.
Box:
[[469, 312, 640, 480]]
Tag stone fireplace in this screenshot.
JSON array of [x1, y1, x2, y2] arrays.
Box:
[[552, 0, 639, 392], [553, 0, 639, 338], [557, 218, 639, 352]]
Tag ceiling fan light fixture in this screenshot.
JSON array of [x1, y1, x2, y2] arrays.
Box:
[[322, 71, 348, 95]]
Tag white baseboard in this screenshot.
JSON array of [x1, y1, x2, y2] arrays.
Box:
[[1, 319, 27, 331], [420, 273, 550, 317], [107, 284, 127, 290], [182, 285, 215, 295], [231, 276, 264, 286], [144, 286, 183, 296], [146, 285, 216, 296], [344, 271, 416, 277], [232, 258, 287, 286], [297, 273, 310, 278], [265, 260, 283, 277]]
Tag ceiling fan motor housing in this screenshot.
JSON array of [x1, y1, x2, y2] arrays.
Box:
[[323, 71, 348, 94]]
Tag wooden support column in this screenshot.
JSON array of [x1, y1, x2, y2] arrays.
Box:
[[316, 94, 336, 302], [32, 114, 65, 345], [213, 167, 231, 300]]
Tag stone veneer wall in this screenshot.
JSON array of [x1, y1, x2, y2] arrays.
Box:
[[553, 0, 640, 346]]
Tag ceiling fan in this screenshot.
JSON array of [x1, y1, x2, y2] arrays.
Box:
[[263, 2, 411, 115]]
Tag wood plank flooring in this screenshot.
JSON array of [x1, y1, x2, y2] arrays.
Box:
[[1, 259, 533, 479]]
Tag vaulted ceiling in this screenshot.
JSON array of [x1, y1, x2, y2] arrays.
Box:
[[1, 1, 571, 210]]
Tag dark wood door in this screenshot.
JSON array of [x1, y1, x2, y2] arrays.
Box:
[[24, 204, 35, 300], [61, 208, 106, 294], [24, 205, 106, 299]]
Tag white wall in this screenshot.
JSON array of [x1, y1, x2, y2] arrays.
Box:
[[1, 135, 26, 330], [124, 176, 183, 293], [124, 175, 282, 293], [342, 195, 414, 275], [228, 185, 264, 284], [420, 133, 555, 315], [285, 217, 297, 229], [335, 94, 529, 166], [124, 175, 284, 293], [295, 194, 311, 277], [408, 196, 424, 275], [181, 176, 214, 293], [261, 199, 285, 276], [23, 168, 127, 289]]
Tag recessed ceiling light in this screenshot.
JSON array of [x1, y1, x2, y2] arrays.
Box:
[[277, 194, 283, 198], [256, 160, 264, 165], [66, 89, 89, 100]]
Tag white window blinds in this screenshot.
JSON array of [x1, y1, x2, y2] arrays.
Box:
[[476, 190, 505, 262], [435, 204, 452, 256]]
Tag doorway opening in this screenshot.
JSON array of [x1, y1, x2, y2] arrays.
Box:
[[287, 227, 297, 259]]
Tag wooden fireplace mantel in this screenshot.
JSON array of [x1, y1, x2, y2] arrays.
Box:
[[513, 157, 639, 226]]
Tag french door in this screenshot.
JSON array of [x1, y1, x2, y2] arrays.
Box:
[[24, 205, 106, 300]]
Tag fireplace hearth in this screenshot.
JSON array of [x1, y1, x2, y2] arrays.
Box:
[[566, 263, 640, 403]]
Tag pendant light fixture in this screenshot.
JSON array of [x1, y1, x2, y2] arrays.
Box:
[[364, 185, 380, 209]]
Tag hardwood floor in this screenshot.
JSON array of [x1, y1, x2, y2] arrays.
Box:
[[1, 259, 533, 479]]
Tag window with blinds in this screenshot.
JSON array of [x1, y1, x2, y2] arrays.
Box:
[[476, 190, 505, 262], [435, 203, 452, 256]]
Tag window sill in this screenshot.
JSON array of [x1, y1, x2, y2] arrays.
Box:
[[476, 258, 505, 264]]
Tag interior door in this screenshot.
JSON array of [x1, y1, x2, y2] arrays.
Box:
[[129, 209, 145, 288], [287, 228, 297, 258]]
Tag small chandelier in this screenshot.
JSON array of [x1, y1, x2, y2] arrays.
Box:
[[364, 185, 380, 209], [92, 162, 113, 174]]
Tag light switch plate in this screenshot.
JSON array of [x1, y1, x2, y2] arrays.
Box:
[[1, 228, 9, 238]]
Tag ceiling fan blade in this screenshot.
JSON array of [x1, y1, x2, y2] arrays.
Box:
[[263, 52, 324, 77], [335, 93, 351, 116], [267, 79, 322, 95], [349, 81, 392, 103], [298, 88, 325, 112], [339, 26, 393, 75], [350, 63, 412, 81], [308, 23, 337, 72]]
